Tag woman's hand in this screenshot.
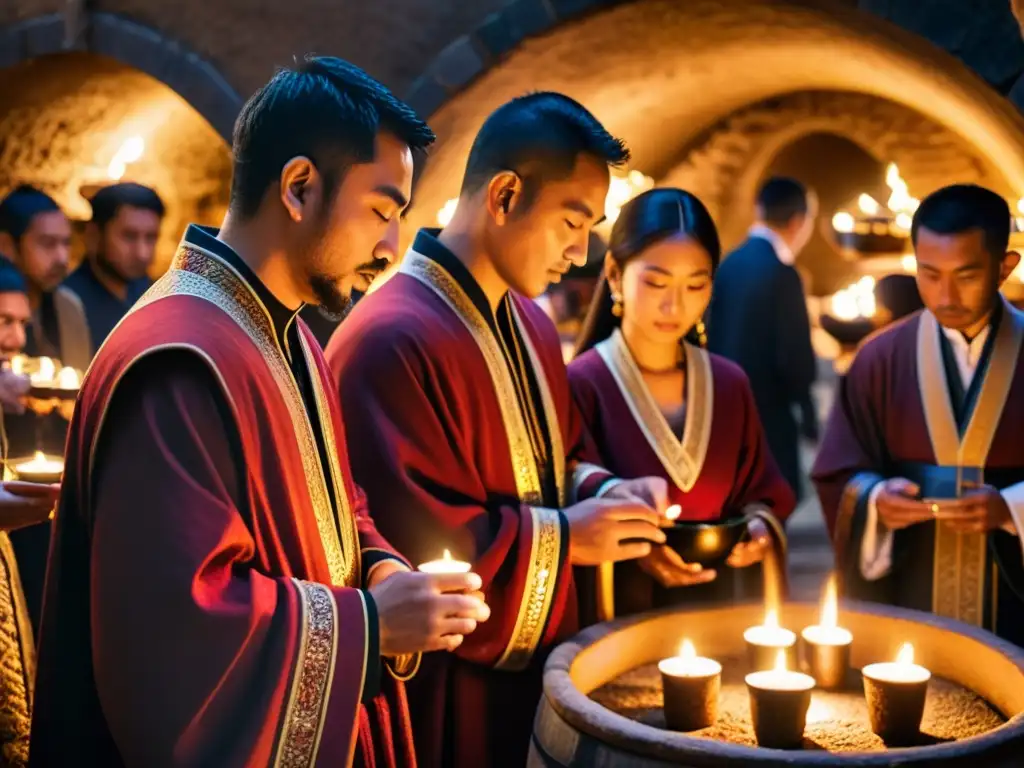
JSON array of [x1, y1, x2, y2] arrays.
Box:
[[638, 545, 717, 588], [0, 481, 60, 531], [725, 517, 771, 568]]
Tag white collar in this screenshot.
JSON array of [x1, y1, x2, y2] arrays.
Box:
[[748, 224, 795, 266]]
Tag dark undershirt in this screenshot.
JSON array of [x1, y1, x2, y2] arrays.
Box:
[[412, 229, 558, 503]]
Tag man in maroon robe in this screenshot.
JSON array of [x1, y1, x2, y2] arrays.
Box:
[[29, 57, 489, 767], [327, 93, 672, 767], [814, 184, 1024, 646]]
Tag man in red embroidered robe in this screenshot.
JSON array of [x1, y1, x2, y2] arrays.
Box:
[[814, 184, 1024, 646], [327, 93, 671, 767], [29, 57, 489, 768]]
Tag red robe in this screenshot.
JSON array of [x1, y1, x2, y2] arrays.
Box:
[[570, 330, 794, 618], [326, 235, 614, 768], [813, 300, 1024, 645], [30, 237, 416, 767]]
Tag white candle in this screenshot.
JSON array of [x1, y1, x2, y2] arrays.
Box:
[[745, 650, 815, 692], [743, 608, 797, 648], [13, 451, 64, 482], [658, 639, 721, 678], [801, 575, 853, 646], [417, 549, 471, 574], [862, 643, 931, 684], [56, 367, 81, 390]]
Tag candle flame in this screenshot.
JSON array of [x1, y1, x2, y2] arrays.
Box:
[[857, 194, 880, 216], [32, 357, 55, 384], [9, 355, 24, 375], [679, 638, 696, 661], [821, 574, 838, 630], [773, 649, 788, 673], [33, 450, 44, 463], [56, 366, 80, 389], [442, 549, 452, 561], [764, 608, 779, 630], [896, 642, 914, 665], [665, 504, 682, 521]]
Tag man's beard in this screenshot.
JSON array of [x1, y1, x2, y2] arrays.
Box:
[[309, 274, 351, 321]]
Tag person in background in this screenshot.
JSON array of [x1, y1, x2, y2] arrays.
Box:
[[570, 188, 795, 620], [0, 256, 62, 767], [708, 176, 819, 504], [0, 188, 78, 636], [814, 184, 1024, 646], [60, 182, 165, 361]]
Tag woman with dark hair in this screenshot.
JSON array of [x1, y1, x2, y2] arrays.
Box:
[[570, 188, 795, 618]]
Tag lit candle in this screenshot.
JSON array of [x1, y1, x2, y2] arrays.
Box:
[[13, 451, 64, 484], [743, 608, 797, 671], [30, 357, 56, 386], [665, 504, 682, 522], [800, 575, 853, 689], [56, 366, 81, 390], [745, 650, 815, 749], [862, 642, 931, 743], [657, 639, 721, 731], [417, 549, 471, 574]]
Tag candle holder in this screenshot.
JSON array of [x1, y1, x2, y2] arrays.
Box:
[[12, 451, 64, 484], [801, 626, 852, 689], [658, 640, 721, 731], [862, 643, 931, 744], [743, 609, 797, 672], [800, 574, 853, 689], [745, 653, 815, 749]]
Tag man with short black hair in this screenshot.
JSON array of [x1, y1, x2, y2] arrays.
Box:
[[708, 176, 819, 502], [328, 92, 670, 768], [59, 182, 165, 361], [30, 56, 488, 767], [815, 183, 1024, 646]]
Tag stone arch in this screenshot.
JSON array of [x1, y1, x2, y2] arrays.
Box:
[[402, 0, 1024, 235], [660, 91, 996, 249], [0, 12, 241, 141]]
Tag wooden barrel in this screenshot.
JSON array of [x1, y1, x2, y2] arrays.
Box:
[[530, 601, 1024, 767]]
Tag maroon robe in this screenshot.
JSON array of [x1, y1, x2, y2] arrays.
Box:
[[30, 234, 416, 767], [813, 300, 1024, 645], [326, 232, 615, 768], [570, 330, 794, 618]]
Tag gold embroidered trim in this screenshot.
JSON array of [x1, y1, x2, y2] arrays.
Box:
[[399, 251, 562, 506], [274, 579, 340, 768], [917, 300, 1024, 625], [494, 506, 562, 671], [595, 329, 713, 492], [121, 243, 353, 587], [399, 251, 567, 669], [298, 329, 360, 583]]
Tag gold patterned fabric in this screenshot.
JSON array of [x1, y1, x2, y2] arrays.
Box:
[[0, 533, 32, 767], [399, 251, 565, 671], [916, 299, 1024, 626]]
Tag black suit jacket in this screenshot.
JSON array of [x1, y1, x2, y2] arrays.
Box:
[[708, 236, 817, 499]]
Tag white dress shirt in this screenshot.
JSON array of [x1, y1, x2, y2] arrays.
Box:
[[860, 321, 1024, 580], [748, 225, 795, 266]]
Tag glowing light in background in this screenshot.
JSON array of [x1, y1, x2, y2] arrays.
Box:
[[107, 136, 145, 180], [830, 276, 876, 320], [437, 198, 458, 227], [605, 170, 654, 227]]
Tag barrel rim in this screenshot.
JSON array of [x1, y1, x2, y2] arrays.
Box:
[[541, 599, 1024, 765]]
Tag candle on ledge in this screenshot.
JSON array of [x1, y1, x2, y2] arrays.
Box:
[[745, 649, 815, 748], [417, 549, 472, 575], [658, 639, 721, 731], [13, 451, 64, 484], [743, 607, 797, 672], [800, 574, 853, 689], [862, 642, 931, 743]]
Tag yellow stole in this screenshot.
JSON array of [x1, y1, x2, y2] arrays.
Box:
[[917, 297, 1024, 626]]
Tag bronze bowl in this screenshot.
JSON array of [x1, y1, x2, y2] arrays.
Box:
[[663, 517, 748, 568], [532, 601, 1024, 766]]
